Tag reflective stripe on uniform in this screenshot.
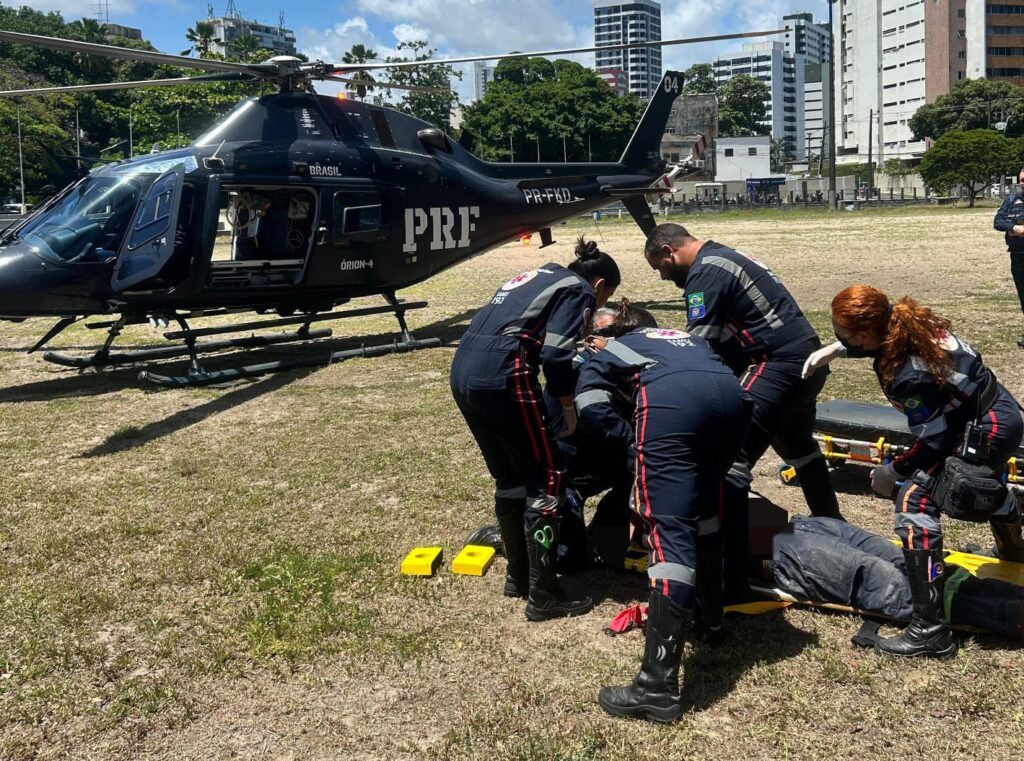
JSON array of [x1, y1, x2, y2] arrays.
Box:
[[895, 511, 941, 532], [604, 339, 659, 368], [786, 450, 824, 469], [648, 562, 696, 586], [728, 462, 753, 482], [501, 276, 581, 334], [702, 255, 785, 330], [575, 389, 613, 412], [698, 515, 719, 536], [542, 332, 576, 351]]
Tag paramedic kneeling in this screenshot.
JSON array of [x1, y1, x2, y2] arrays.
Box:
[[814, 284, 1024, 658]]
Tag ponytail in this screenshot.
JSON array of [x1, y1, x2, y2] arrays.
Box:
[[597, 297, 658, 337], [568, 237, 622, 290], [882, 296, 953, 388], [832, 284, 953, 387]]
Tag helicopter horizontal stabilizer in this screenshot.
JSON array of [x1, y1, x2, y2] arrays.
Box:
[[619, 70, 685, 175]]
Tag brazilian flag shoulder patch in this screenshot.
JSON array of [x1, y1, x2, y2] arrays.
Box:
[[687, 291, 704, 307]]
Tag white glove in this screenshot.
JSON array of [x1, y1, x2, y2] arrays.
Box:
[[870, 463, 900, 497], [801, 341, 847, 379], [560, 405, 578, 438]]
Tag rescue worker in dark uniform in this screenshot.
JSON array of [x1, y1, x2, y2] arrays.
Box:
[[642, 223, 841, 601], [450, 238, 620, 621], [575, 301, 751, 723], [814, 284, 1024, 658], [992, 167, 1024, 347]]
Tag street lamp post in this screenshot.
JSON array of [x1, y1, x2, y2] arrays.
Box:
[[128, 102, 134, 157], [16, 104, 25, 210], [828, 0, 838, 211]]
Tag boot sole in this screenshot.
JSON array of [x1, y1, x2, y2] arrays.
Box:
[[598, 693, 682, 723], [874, 642, 958, 660], [524, 600, 594, 622]]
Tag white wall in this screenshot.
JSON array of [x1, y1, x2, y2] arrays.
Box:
[[715, 137, 772, 181]]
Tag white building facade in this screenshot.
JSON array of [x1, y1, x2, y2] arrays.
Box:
[[714, 41, 805, 160], [594, 0, 662, 99], [715, 136, 772, 181], [207, 10, 296, 57], [781, 12, 831, 64]]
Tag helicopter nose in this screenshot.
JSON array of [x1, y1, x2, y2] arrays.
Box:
[[0, 248, 32, 316]]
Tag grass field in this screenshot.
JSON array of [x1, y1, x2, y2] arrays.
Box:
[[2, 205, 1024, 759]]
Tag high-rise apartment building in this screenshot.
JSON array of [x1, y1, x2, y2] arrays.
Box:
[[473, 62, 495, 101], [781, 12, 831, 64], [836, 0, 967, 162], [714, 41, 805, 160], [594, 0, 662, 98], [206, 3, 296, 58], [967, 0, 1024, 86]]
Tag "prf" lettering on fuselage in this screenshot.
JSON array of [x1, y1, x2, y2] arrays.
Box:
[[402, 206, 480, 254]]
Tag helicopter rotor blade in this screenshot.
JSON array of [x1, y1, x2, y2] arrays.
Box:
[[330, 28, 785, 71], [0, 72, 258, 97], [320, 75, 452, 95], [0, 29, 273, 76]]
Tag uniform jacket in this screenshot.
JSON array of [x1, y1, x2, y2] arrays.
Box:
[[574, 327, 739, 451], [681, 241, 821, 374], [877, 331, 997, 476], [993, 188, 1024, 253], [453, 263, 595, 398]]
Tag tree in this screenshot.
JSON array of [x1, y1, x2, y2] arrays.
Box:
[[228, 33, 266, 61], [918, 129, 1018, 207], [383, 41, 460, 130], [341, 44, 378, 99], [181, 21, 220, 57], [909, 78, 1024, 141], [770, 137, 794, 172], [717, 74, 770, 137], [682, 63, 715, 95], [462, 58, 643, 162]]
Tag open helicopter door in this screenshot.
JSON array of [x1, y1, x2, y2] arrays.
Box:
[[111, 163, 185, 291]]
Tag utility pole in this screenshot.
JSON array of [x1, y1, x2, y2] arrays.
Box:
[[176, 106, 181, 149], [509, 133, 514, 162], [828, 0, 838, 210], [128, 102, 134, 157], [16, 104, 25, 210], [867, 107, 873, 198], [563, 135, 567, 162], [75, 107, 81, 172], [535, 135, 540, 162]]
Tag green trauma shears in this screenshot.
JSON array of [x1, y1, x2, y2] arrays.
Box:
[[533, 524, 554, 549]]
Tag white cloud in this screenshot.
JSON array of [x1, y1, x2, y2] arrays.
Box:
[[391, 24, 430, 44], [12, 0, 139, 19]]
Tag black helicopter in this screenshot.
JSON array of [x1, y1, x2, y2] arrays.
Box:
[[0, 27, 777, 386]]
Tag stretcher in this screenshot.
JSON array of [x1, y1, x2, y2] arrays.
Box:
[[779, 400, 1024, 494]]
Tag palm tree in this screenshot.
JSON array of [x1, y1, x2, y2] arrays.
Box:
[[181, 21, 221, 57], [341, 44, 378, 99], [228, 33, 265, 61]]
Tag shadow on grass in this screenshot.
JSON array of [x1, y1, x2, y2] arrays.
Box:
[[680, 610, 818, 712], [77, 367, 318, 458]]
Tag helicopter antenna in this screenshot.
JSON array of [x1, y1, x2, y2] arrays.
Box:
[[92, 0, 110, 25]]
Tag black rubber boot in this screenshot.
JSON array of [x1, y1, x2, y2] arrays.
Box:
[[875, 548, 958, 659], [599, 591, 689, 723], [991, 521, 1024, 563], [693, 542, 725, 646], [495, 498, 529, 599], [795, 456, 843, 521], [524, 514, 593, 621]]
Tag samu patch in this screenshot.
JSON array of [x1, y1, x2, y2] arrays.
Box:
[[688, 305, 706, 320], [687, 291, 704, 307]]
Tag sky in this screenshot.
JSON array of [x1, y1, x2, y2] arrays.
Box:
[[11, 0, 832, 101]]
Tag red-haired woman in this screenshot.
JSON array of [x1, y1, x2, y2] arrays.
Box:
[[804, 284, 1024, 658]]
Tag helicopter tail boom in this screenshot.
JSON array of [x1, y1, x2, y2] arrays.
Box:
[[619, 70, 685, 175]]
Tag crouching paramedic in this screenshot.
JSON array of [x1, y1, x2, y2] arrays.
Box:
[[817, 285, 1024, 658], [575, 301, 751, 723], [643, 223, 841, 600], [450, 238, 619, 621]]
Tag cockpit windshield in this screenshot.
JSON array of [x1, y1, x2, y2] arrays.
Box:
[[3, 154, 198, 264]]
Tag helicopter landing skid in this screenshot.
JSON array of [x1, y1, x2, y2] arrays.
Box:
[[136, 295, 440, 388]]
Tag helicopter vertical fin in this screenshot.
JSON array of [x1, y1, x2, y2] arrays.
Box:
[[621, 195, 657, 236], [619, 71, 685, 175]]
